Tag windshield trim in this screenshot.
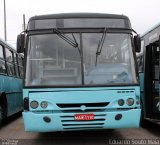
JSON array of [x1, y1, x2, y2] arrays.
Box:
[[24, 83, 139, 88], [27, 27, 133, 36]]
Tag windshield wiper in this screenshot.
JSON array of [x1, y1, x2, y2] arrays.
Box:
[[71, 33, 81, 57], [53, 28, 81, 57], [95, 28, 107, 66], [53, 28, 78, 48]]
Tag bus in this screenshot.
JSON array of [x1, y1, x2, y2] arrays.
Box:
[[16, 13, 141, 132], [137, 23, 160, 125], [0, 38, 23, 126]]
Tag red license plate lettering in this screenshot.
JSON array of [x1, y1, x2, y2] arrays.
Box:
[[74, 113, 94, 121]]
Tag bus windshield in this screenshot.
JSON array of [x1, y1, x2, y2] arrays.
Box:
[[26, 32, 137, 86]]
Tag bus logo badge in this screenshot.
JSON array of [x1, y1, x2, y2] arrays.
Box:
[[80, 105, 86, 111]]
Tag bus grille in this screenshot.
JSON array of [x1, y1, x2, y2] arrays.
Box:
[[57, 102, 109, 108], [60, 113, 106, 130], [56, 102, 109, 112]]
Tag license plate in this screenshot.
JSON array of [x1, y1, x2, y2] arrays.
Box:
[[74, 113, 94, 121]]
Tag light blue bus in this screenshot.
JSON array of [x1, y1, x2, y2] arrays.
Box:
[[137, 23, 160, 126], [0, 38, 23, 126], [17, 13, 141, 132]]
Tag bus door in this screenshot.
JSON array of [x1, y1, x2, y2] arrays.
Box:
[[145, 36, 160, 120]]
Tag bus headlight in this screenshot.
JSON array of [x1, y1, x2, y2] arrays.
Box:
[[41, 101, 48, 108], [126, 98, 134, 106], [30, 101, 39, 109]]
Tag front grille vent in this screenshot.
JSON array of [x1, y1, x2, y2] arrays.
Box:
[[57, 102, 109, 108], [61, 113, 106, 130], [117, 91, 134, 93]]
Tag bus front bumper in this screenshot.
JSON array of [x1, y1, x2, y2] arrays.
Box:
[[22, 109, 141, 132]]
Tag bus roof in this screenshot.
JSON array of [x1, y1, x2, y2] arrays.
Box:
[[0, 37, 17, 52], [0, 37, 23, 57], [28, 13, 131, 30], [141, 22, 160, 46], [141, 22, 160, 37], [29, 13, 129, 21]]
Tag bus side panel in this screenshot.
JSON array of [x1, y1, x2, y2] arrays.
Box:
[[0, 75, 23, 116], [139, 72, 146, 117], [139, 73, 144, 92]]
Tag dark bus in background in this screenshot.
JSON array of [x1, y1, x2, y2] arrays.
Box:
[[137, 23, 160, 125], [0, 38, 23, 126]]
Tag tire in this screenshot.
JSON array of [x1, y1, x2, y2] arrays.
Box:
[[0, 93, 7, 127], [0, 105, 2, 127], [140, 100, 147, 127], [140, 113, 145, 127]]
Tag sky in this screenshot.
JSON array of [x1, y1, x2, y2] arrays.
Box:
[[0, 0, 160, 48]]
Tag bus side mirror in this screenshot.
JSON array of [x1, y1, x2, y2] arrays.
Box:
[[17, 34, 25, 53], [134, 35, 141, 53]]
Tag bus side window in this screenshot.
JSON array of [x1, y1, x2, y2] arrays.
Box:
[[18, 56, 24, 78], [0, 44, 4, 58], [137, 55, 143, 72], [14, 53, 19, 77], [0, 45, 6, 74], [5, 48, 15, 76]]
